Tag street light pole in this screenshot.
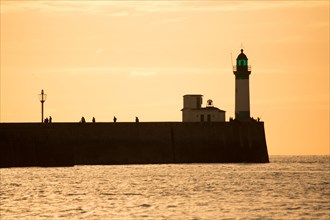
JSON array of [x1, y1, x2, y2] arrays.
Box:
[[39, 90, 47, 123]]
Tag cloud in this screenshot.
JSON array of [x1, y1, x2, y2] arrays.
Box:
[[308, 21, 329, 29], [129, 70, 158, 77], [254, 93, 330, 110], [43, 67, 125, 75], [1, 1, 328, 14], [152, 17, 187, 25], [142, 1, 329, 13], [0, 1, 127, 14], [42, 67, 228, 76], [111, 12, 129, 17]]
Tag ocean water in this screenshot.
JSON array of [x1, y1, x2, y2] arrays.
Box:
[[0, 156, 329, 219]]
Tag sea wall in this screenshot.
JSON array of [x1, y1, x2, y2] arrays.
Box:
[[0, 122, 269, 167]]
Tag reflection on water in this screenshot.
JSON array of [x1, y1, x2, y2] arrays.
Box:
[[1, 156, 329, 219]]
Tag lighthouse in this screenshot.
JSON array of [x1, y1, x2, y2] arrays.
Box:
[[233, 49, 251, 120]]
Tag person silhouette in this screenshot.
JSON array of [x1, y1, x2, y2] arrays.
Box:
[[44, 118, 48, 123], [113, 116, 117, 123], [81, 117, 86, 123], [92, 117, 95, 123], [49, 116, 52, 123], [135, 117, 139, 123]]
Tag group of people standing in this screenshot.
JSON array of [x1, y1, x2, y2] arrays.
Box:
[[44, 116, 52, 123], [80, 117, 96, 123], [112, 116, 140, 123], [80, 116, 139, 123], [44, 116, 140, 123]]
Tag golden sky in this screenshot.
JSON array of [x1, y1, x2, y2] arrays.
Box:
[[0, 1, 329, 155]]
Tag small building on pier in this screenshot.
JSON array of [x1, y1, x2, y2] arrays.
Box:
[[181, 95, 225, 122]]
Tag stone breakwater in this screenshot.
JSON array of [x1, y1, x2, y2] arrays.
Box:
[[0, 122, 269, 167]]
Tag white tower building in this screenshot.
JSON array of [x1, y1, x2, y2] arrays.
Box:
[[233, 49, 251, 120]]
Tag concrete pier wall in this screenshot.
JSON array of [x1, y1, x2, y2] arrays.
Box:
[[0, 122, 269, 168]]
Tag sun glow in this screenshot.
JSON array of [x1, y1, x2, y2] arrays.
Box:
[[0, 1, 329, 155]]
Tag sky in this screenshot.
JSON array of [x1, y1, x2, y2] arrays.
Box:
[[0, 1, 329, 155]]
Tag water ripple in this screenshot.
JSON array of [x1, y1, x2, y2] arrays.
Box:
[[0, 156, 329, 219]]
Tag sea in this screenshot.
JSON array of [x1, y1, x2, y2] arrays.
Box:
[[0, 156, 329, 219]]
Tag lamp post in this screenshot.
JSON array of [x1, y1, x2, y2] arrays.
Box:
[[38, 89, 47, 123]]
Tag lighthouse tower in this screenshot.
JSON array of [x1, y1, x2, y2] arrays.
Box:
[[233, 49, 251, 120]]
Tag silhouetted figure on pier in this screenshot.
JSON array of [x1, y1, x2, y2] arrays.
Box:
[[113, 116, 117, 123], [92, 117, 95, 123], [44, 118, 48, 123], [49, 116, 52, 123], [135, 117, 139, 123], [81, 117, 86, 123]]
